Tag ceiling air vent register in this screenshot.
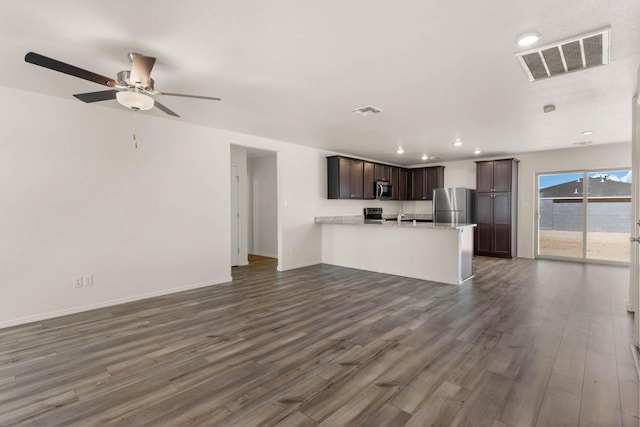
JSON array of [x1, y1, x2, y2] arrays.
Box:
[[515, 28, 609, 82]]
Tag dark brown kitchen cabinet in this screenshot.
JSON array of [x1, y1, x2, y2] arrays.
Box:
[[363, 162, 375, 199], [477, 159, 514, 193], [374, 164, 391, 181], [327, 156, 440, 201], [327, 156, 364, 199], [410, 168, 425, 200], [390, 167, 408, 200], [410, 166, 444, 200], [475, 158, 519, 258], [426, 167, 445, 200], [398, 168, 408, 200]]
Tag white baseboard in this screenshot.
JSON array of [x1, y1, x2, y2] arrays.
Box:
[[278, 261, 321, 271], [0, 276, 232, 330]]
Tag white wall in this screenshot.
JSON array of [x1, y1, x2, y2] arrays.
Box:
[[438, 142, 631, 258], [0, 86, 232, 327], [249, 155, 278, 258]]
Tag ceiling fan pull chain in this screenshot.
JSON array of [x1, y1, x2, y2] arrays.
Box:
[[132, 111, 138, 149]]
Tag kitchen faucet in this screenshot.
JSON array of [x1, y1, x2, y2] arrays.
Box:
[[397, 209, 405, 224]]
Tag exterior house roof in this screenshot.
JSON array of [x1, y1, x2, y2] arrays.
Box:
[[539, 177, 631, 198]]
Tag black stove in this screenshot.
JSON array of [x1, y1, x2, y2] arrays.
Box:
[[364, 207, 385, 223]]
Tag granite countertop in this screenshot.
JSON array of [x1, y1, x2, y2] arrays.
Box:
[[314, 215, 475, 230]]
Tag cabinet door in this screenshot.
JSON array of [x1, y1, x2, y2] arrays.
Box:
[[411, 169, 425, 200], [349, 160, 364, 198], [339, 158, 352, 198], [492, 193, 511, 255], [493, 160, 513, 192], [390, 167, 399, 200], [398, 169, 408, 200], [475, 193, 494, 253], [363, 162, 375, 199], [476, 162, 494, 192], [374, 164, 391, 181], [425, 167, 444, 201]]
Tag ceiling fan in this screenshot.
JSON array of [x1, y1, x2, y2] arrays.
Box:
[[24, 51, 221, 117]]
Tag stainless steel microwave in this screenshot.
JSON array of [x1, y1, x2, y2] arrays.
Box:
[[375, 181, 393, 200]]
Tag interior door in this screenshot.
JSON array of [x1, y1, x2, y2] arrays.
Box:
[[230, 164, 240, 267]]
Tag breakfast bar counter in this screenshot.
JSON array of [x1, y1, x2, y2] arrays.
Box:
[[315, 215, 476, 285]]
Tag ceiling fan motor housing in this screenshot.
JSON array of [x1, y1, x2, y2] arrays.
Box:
[[117, 70, 154, 91]]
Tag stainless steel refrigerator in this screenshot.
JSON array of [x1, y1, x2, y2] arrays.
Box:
[[432, 187, 476, 224]]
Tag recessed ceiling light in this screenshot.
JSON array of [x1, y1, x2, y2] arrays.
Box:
[[453, 139, 462, 147], [421, 154, 428, 161], [516, 32, 541, 47], [473, 148, 482, 155], [396, 147, 404, 154], [582, 130, 593, 135]]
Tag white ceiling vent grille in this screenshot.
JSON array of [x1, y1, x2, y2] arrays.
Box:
[[352, 105, 382, 116], [516, 28, 610, 82]]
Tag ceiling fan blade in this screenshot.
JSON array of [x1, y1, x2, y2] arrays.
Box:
[[158, 92, 221, 101], [129, 55, 156, 87], [73, 90, 119, 103], [25, 52, 116, 87], [154, 100, 180, 117]]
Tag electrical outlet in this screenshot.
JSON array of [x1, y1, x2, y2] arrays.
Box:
[[73, 277, 83, 288], [83, 275, 93, 287]]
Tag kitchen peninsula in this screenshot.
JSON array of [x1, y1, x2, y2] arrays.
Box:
[[315, 215, 476, 285]]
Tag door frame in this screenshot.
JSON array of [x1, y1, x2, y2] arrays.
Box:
[[230, 163, 240, 267], [631, 93, 639, 348]]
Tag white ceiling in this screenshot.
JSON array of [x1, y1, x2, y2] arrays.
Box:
[[2, 1, 639, 166]]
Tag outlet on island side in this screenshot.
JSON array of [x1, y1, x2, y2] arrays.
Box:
[[73, 277, 83, 288]]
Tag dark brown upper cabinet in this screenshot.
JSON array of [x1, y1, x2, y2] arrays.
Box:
[[390, 167, 408, 200], [397, 168, 408, 200], [410, 166, 444, 200], [327, 156, 364, 199], [374, 164, 391, 181], [477, 159, 514, 193], [363, 162, 375, 199], [327, 156, 441, 201]]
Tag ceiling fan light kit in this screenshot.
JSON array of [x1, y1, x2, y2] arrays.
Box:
[[24, 51, 221, 117], [116, 91, 154, 111]]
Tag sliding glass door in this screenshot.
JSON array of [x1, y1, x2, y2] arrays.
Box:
[[537, 169, 631, 263]]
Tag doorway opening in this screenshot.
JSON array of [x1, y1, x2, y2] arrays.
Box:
[[537, 169, 632, 263], [247, 151, 278, 266], [230, 144, 278, 270]]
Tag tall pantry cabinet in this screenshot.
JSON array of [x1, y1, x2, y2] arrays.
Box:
[[475, 158, 519, 258]]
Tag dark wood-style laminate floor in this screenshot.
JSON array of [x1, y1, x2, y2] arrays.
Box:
[[0, 257, 637, 426]]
